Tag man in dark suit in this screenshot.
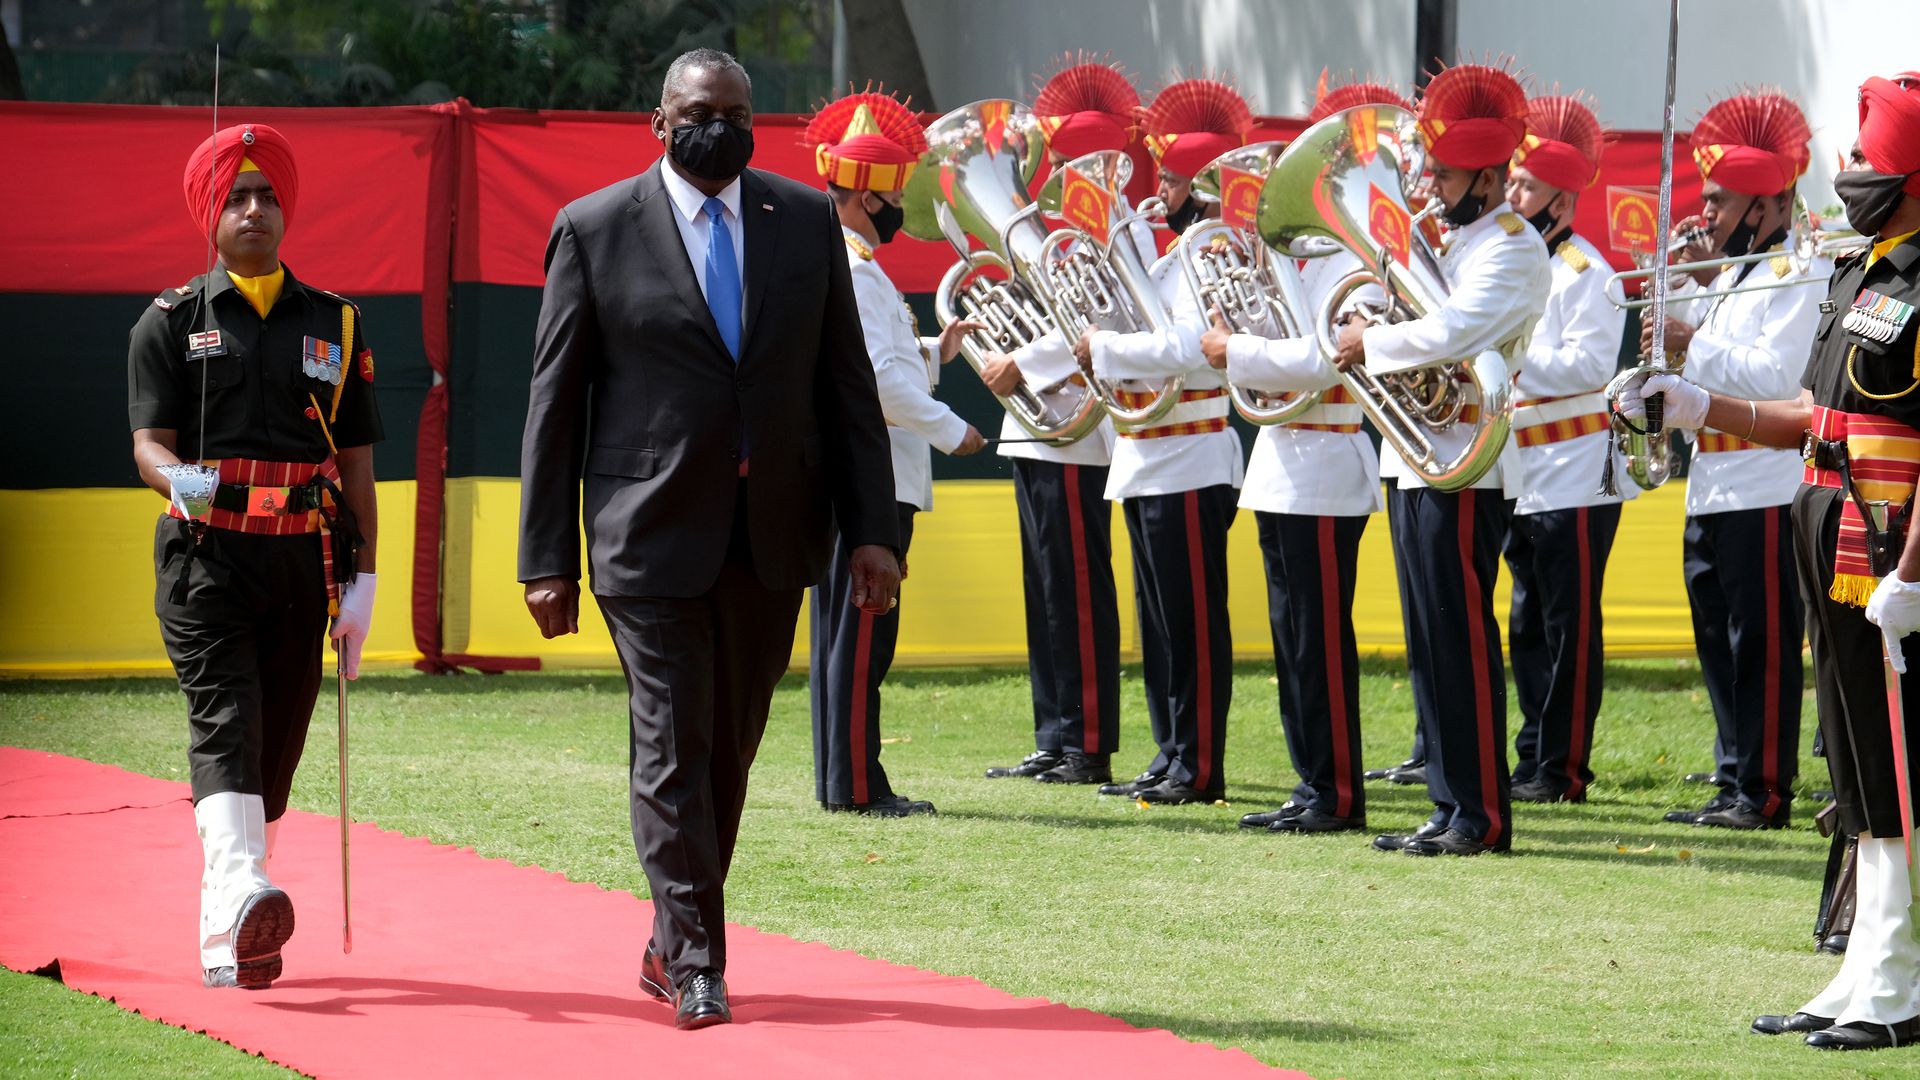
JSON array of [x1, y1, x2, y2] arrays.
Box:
[[517, 48, 901, 1030]]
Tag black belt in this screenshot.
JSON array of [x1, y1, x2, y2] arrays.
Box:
[[1802, 430, 1848, 471], [207, 479, 330, 516]]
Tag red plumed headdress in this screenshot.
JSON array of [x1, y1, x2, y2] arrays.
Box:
[[1032, 55, 1141, 159], [1306, 70, 1410, 125], [804, 87, 927, 192], [1417, 61, 1530, 169], [1690, 90, 1811, 196], [1513, 93, 1606, 192], [1142, 77, 1254, 178]]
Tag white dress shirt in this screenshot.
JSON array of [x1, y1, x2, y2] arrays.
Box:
[[998, 329, 1117, 466], [1361, 208, 1552, 495], [659, 163, 746, 323], [1512, 230, 1632, 516], [1226, 251, 1383, 517], [1668, 243, 1830, 516], [845, 227, 969, 510], [1088, 252, 1245, 499]]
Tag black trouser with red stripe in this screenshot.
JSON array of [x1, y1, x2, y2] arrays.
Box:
[[1388, 485, 1513, 844], [809, 502, 917, 806], [1506, 503, 1622, 799], [1384, 479, 1429, 766], [1256, 511, 1367, 818], [1683, 505, 1803, 818], [1124, 485, 1236, 793], [1012, 458, 1121, 757]]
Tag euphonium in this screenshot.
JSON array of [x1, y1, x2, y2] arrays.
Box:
[[899, 99, 1103, 444], [1182, 141, 1320, 425], [1255, 104, 1516, 492]]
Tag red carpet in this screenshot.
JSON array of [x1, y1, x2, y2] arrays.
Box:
[[0, 749, 1300, 1078]]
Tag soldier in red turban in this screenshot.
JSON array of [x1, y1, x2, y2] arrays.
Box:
[[182, 122, 300, 239], [1141, 76, 1254, 234]]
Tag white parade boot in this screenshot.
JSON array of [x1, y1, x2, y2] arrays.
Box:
[[195, 791, 295, 988]]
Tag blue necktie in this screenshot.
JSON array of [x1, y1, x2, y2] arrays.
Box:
[[702, 197, 743, 362]]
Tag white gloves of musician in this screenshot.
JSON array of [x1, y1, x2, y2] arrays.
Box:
[[1865, 573, 1920, 674], [1612, 371, 1710, 432], [330, 573, 376, 680]]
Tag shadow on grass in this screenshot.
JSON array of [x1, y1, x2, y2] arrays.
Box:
[[1113, 1010, 1397, 1047]]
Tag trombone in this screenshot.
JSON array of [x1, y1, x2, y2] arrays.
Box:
[[1603, 196, 1865, 309]]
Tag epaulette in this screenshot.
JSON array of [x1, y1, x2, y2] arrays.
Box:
[[1496, 211, 1525, 236], [844, 233, 874, 261], [1555, 241, 1590, 273], [152, 283, 196, 312], [306, 284, 360, 314], [1771, 254, 1792, 279]]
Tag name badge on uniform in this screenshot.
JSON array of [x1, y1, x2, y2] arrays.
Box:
[[301, 336, 344, 385], [1842, 288, 1915, 345], [185, 329, 226, 360]]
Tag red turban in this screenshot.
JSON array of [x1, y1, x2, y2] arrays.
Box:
[[1305, 75, 1410, 126], [1142, 78, 1254, 178], [804, 90, 927, 192], [1512, 95, 1605, 193], [1417, 63, 1529, 170], [1859, 75, 1920, 197], [1689, 91, 1810, 196], [1033, 58, 1141, 159], [183, 123, 299, 237]]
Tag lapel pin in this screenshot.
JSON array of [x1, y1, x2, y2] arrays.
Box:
[[762, 203, 774, 211]]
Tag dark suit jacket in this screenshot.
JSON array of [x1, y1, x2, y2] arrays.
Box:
[[518, 161, 899, 597]]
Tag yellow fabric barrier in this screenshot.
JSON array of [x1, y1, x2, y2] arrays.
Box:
[[0, 478, 1697, 675]]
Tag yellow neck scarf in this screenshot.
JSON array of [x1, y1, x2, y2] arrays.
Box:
[[1870, 229, 1919, 268], [226, 265, 285, 319]]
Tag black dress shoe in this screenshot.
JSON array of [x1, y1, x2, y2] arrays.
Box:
[[1097, 771, 1164, 797], [1512, 778, 1583, 804], [1818, 933, 1850, 956], [823, 794, 936, 817], [1696, 803, 1788, 830], [1133, 778, 1222, 805], [1267, 808, 1366, 834], [1806, 1017, 1920, 1049], [673, 969, 732, 1030], [1036, 751, 1111, 785], [1372, 820, 1447, 852], [228, 886, 295, 989], [1751, 1011, 1833, 1035], [1238, 803, 1303, 829], [1404, 827, 1510, 856], [639, 944, 671, 1001], [1385, 762, 1427, 786], [986, 750, 1059, 778], [1364, 758, 1420, 782], [1664, 792, 1735, 824], [1811, 788, 1834, 803]]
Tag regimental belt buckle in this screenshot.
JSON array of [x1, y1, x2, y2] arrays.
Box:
[[157, 463, 219, 522], [247, 485, 292, 516]]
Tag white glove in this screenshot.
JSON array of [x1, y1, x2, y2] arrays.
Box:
[[1865, 572, 1920, 675], [330, 572, 376, 680], [1613, 371, 1710, 431]]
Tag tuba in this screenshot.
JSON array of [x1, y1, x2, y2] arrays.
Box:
[[900, 100, 1104, 444], [1256, 104, 1515, 491], [1181, 140, 1319, 425], [1031, 149, 1186, 430]]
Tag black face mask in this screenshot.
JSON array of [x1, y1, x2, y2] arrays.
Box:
[[1440, 170, 1488, 229], [867, 198, 905, 244], [1721, 197, 1761, 257], [1524, 204, 1559, 238], [1835, 168, 1911, 238], [668, 118, 755, 182], [1166, 194, 1208, 233]]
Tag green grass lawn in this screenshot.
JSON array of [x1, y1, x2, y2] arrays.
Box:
[[0, 659, 1907, 1079]]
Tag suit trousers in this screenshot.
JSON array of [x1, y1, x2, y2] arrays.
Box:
[[1123, 485, 1237, 793], [1255, 511, 1367, 818], [1507, 503, 1621, 798], [1384, 479, 1429, 766], [154, 517, 327, 821], [1683, 505, 1803, 817], [597, 482, 805, 984], [1012, 458, 1121, 756], [810, 502, 916, 805], [1388, 485, 1513, 845]]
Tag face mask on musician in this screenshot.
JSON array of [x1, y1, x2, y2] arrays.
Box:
[[867, 197, 905, 244], [1439, 170, 1489, 229], [669, 118, 755, 182], [1834, 168, 1910, 238], [1165, 193, 1209, 233]]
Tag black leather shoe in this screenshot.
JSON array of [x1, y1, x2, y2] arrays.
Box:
[[823, 794, 936, 817], [1512, 778, 1583, 804], [986, 751, 1059, 778], [1664, 792, 1735, 824], [1364, 758, 1420, 782], [1818, 933, 1850, 956], [1404, 828, 1510, 856], [1268, 808, 1366, 834], [639, 944, 671, 1001], [1036, 752, 1111, 785], [1751, 1011, 1833, 1035], [1098, 771, 1164, 797], [1385, 762, 1427, 786], [673, 970, 732, 1030], [1238, 803, 1303, 829], [1811, 789, 1834, 803], [1806, 1017, 1920, 1049], [1696, 803, 1788, 830], [1372, 820, 1447, 852], [1133, 778, 1222, 805], [229, 886, 295, 989]]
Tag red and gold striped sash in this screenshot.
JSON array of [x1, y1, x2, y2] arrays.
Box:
[[1115, 388, 1230, 440], [1804, 405, 1920, 606]]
